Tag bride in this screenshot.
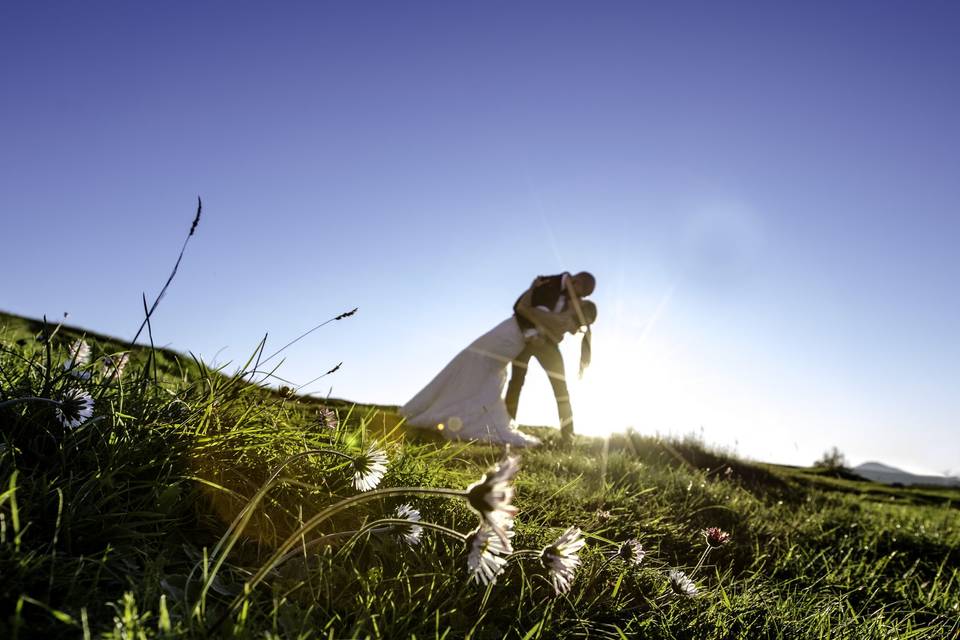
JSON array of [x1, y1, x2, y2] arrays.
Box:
[[401, 283, 597, 447]]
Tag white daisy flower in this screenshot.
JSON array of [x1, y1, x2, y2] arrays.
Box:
[[668, 569, 698, 597], [608, 539, 645, 566], [465, 455, 520, 545], [393, 504, 423, 546], [319, 407, 338, 430], [541, 526, 586, 595], [352, 443, 388, 491], [57, 388, 94, 429], [64, 339, 91, 379], [466, 523, 514, 586], [101, 353, 130, 379]]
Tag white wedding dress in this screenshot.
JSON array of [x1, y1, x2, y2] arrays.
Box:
[[401, 317, 541, 447]]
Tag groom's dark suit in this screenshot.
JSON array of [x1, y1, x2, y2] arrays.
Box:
[[506, 273, 575, 438]]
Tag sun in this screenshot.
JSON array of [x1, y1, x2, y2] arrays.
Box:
[[514, 330, 691, 438]]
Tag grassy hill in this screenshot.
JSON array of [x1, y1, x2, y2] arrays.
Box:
[[1, 310, 958, 639]]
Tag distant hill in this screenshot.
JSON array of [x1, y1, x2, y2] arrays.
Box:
[[853, 461, 960, 488], [856, 461, 903, 473]]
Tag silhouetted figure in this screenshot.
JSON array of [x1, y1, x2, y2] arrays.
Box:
[[506, 271, 595, 442], [401, 275, 595, 447]]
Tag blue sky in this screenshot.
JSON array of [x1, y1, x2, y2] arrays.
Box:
[[2, 2, 958, 474]]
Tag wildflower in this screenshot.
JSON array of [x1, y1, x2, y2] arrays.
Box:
[[703, 527, 731, 548], [352, 443, 388, 491], [319, 407, 338, 430], [64, 339, 91, 379], [466, 523, 514, 585], [465, 455, 519, 544], [101, 353, 129, 379], [608, 539, 645, 566], [57, 388, 94, 428], [668, 569, 698, 597], [393, 504, 423, 546], [595, 509, 612, 522], [541, 526, 586, 595]]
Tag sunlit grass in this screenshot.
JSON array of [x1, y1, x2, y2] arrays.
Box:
[[1, 310, 958, 639]]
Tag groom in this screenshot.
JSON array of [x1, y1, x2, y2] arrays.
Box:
[[506, 271, 595, 442]]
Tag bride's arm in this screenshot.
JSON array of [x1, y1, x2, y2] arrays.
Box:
[[515, 287, 570, 343]]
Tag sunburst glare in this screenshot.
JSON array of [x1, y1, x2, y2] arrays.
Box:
[[563, 331, 691, 437], [513, 324, 697, 438]]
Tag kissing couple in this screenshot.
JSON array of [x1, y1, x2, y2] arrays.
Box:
[[401, 272, 597, 447]]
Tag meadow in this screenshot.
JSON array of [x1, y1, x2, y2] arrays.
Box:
[[1, 309, 958, 639]]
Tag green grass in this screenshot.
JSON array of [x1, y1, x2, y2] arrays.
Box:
[[1, 310, 958, 639]]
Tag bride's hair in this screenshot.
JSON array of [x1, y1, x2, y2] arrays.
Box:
[[577, 300, 597, 378]]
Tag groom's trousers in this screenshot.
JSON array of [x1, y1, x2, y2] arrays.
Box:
[[505, 340, 574, 438]]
